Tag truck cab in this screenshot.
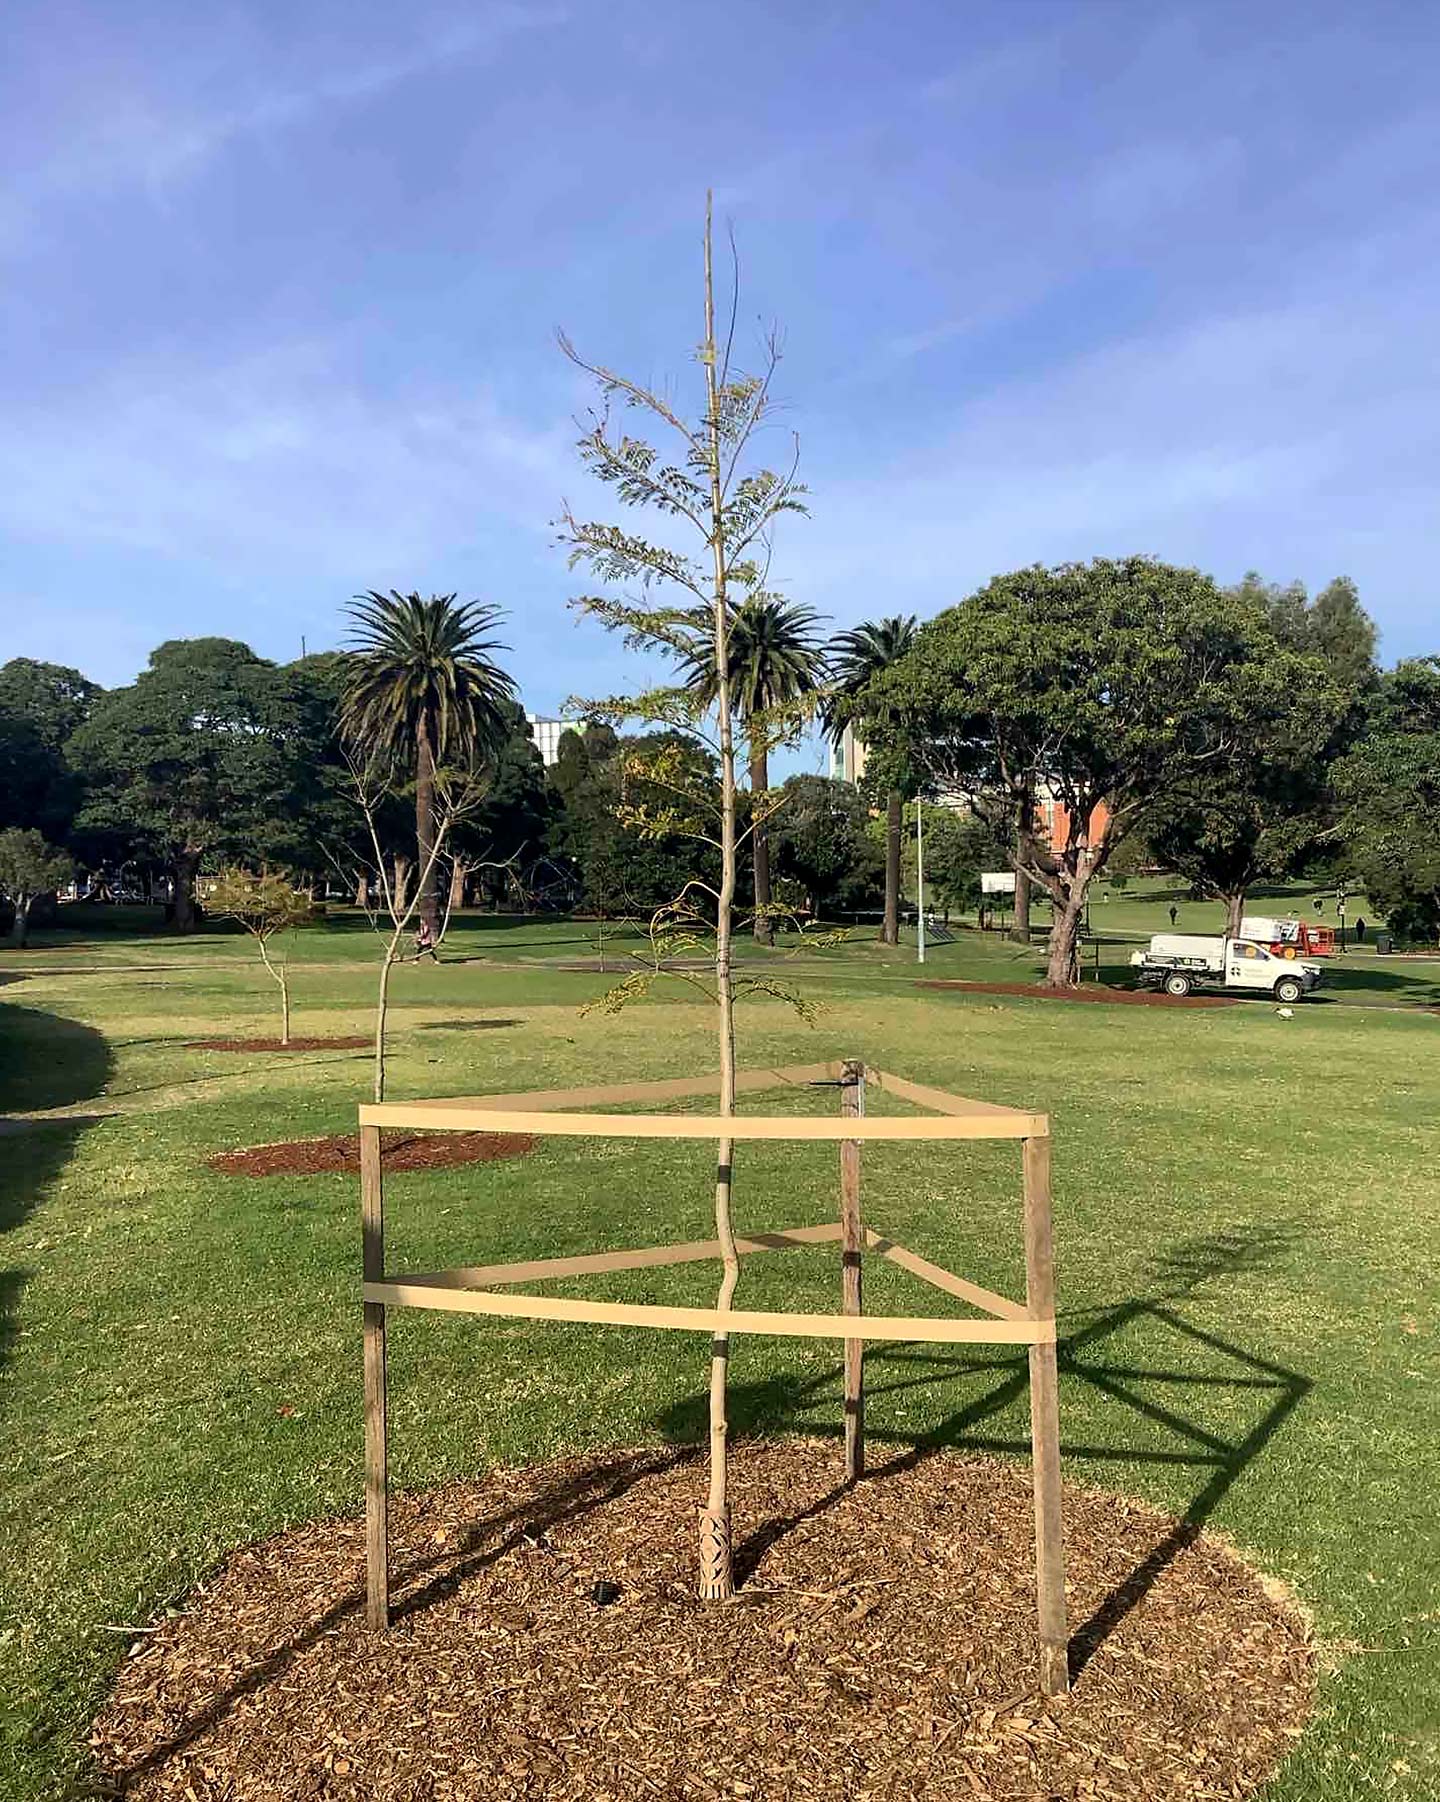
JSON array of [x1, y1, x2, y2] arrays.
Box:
[[1130, 934, 1323, 1002]]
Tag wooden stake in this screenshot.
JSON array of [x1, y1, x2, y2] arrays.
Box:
[[1023, 1134, 1068, 1695], [361, 1123, 389, 1631], [840, 1059, 865, 1480]]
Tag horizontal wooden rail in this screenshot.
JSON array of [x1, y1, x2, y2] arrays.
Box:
[[864, 1231, 1029, 1321], [359, 1105, 1047, 1140], [401, 1224, 845, 1290], [363, 1280, 1057, 1344]]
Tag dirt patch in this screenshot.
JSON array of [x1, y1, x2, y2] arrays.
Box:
[[90, 1442, 1312, 1801], [918, 979, 1239, 1008], [208, 1129, 536, 1176], [187, 1036, 373, 1051]]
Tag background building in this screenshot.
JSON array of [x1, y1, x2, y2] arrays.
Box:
[[526, 713, 584, 768]]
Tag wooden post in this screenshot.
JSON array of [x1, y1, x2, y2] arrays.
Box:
[[840, 1059, 865, 1481], [1023, 1133, 1068, 1695], [361, 1123, 390, 1630]]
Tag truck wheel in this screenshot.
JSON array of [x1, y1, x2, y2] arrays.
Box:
[[1274, 976, 1304, 1004], [1164, 973, 1192, 998]]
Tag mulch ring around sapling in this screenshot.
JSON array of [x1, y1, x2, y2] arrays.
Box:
[[90, 1442, 1314, 1801], [187, 1037, 374, 1052], [917, 980, 1239, 1008], [208, 1128, 536, 1177]]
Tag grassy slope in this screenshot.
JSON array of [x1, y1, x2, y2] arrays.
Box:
[[1, 911, 1437, 1799]]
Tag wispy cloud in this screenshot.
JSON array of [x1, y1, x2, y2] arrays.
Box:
[[0, 4, 567, 253]]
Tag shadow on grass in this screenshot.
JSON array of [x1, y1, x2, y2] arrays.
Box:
[[0, 1002, 113, 1392], [419, 1018, 524, 1032], [653, 1223, 1312, 1687]]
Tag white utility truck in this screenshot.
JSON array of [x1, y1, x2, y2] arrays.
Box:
[[1129, 934, 1323, 1002]]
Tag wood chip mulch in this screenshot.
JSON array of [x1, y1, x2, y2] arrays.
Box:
[[916, 981, 1238, 1008], [90, 1443, 1313, 1801], [187, 1037, 373, 1052], [207, 1130, 537, 1176]]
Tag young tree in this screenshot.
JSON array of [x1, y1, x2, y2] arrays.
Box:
[[341, 592, 517, 939], [335, 754, 481, 1102], [206, 868, 314, 1044], [864, 558, 1293, 986], [679, 597, 826, 943], [556, 194, 810, 1599], [825, 617, 918, 946], [0, 828, 73, 946]]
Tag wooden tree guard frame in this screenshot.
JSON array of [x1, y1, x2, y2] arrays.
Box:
[[359, 1059, 1070, 1696]]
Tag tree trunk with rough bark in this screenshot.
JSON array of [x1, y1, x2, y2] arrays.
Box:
[[750, 742, 772, 945], [355, 872, 369, 909], [416, 714, 439, 938], [392, 854, 411, 916], [882, 791, 902, 945], [169, 849, 201, 934], [1225, 890, 1246, 938], [1045, 893, 1086, 988], [448, 858, 468, 915]]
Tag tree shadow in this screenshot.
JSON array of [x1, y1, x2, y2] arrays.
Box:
[[0, 1002, 113, 1394], [651, 1222, 1311, 1687], [418, 1018, 524, 1032]]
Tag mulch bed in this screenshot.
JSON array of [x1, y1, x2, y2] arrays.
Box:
[[90, 1442, 1313, 1800], [187, 1037, 373, 1052], [918, 980, 1238, 1009], [207, 1130, 537, 1177]]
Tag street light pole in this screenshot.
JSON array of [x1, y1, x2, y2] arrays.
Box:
[[916, 795, 926, 966]]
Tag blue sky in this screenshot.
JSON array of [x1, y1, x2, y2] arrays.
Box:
[[3, 0, 1437, 757]]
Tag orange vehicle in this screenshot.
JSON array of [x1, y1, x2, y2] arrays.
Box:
[[1238, 915, 1337, 958]]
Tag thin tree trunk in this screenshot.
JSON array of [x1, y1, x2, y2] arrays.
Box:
[[257, 937, 291, 1046], [1010, 790, 1034, 944], [882, 790, 901, 945], [356, 872, 369, 909], [1225, 890, 1246, 938], [750, 742, 773, 945], [373, 948, 396, 1104], [700, 192, 739, 1601], [416, 715, 439, 938]]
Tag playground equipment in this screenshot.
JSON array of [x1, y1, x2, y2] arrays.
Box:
[[357, 1058, 1070, 1695]]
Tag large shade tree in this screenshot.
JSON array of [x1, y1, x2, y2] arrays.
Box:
[[824, 616, 918, 945], [340, 591, 517, 936], [0, 659, 103, 841], [678, 595, 826, 943], [1336, 656, 1440, 945], [864, 557, 1304, 987], [68, 639, 300, 931]]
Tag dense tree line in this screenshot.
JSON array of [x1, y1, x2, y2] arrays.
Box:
[[0, 564, 1434, 965]]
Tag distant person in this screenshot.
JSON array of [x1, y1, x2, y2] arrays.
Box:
[[1314, 898, 1324, 915], [413, 918, 439, 963], [1168, 905, 1178, 928], [1355, 916, 1367, 943]]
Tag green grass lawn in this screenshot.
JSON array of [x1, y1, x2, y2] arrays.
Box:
[[1, 911, 1438, 1798]]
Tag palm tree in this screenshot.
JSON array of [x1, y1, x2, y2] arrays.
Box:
[[340, 591, 516, 936], [826, 616, 918, 947], [679, 596, 827, 944]]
